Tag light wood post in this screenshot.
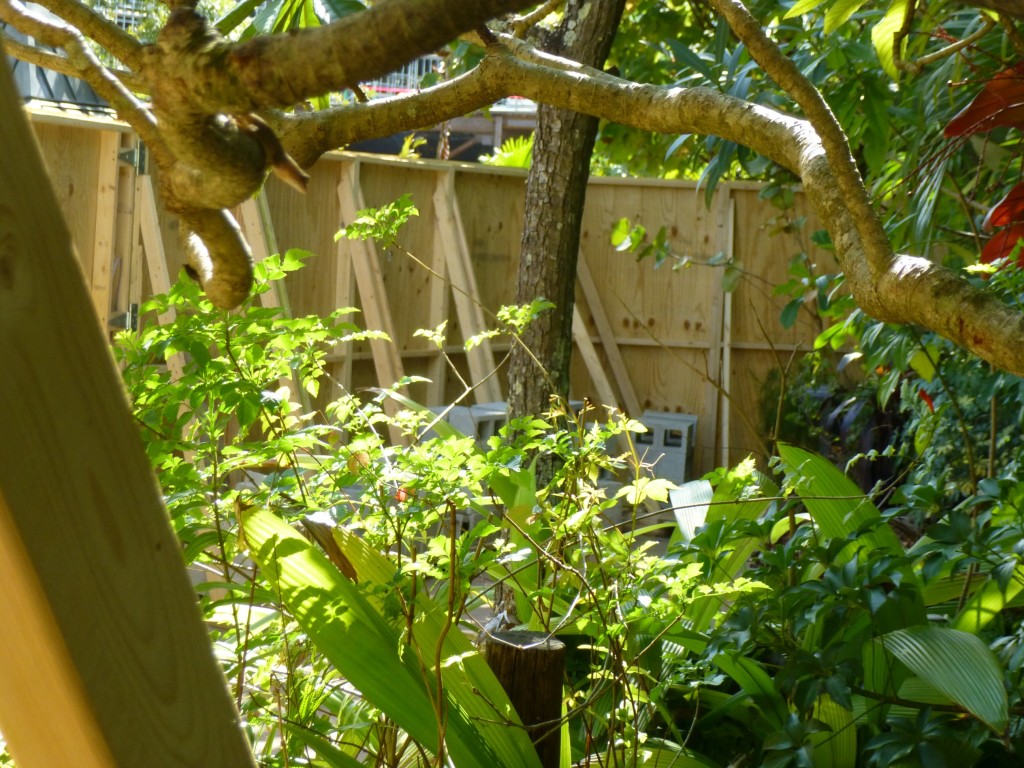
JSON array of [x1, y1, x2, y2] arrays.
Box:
[[0, 55, 255, 768]]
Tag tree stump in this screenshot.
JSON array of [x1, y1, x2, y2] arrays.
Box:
[[483, 631, 565, 768]]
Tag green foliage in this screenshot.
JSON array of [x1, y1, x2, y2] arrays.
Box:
[[335, 192, 419, 247], [479, 134, 534, 169]]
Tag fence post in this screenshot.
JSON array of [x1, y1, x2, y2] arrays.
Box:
[[483, 631, 565, 768]]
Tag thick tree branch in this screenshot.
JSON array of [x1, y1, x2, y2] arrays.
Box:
[[276, 38, 1024, 375], [143, 0, 537, 117]]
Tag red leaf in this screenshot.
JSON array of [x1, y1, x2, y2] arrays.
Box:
[[917, 388, 935, 413], [983, 182, 1024, 230], [945, 65, 1024, 137], [981, 222, 1024, 266]]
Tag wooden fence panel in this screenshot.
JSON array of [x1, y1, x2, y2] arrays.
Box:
[[27, 109, 835, 475]]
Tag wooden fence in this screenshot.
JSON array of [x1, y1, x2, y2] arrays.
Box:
[[27, 107, 833, 476]]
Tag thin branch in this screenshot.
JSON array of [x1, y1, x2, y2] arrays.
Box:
[[897, 16, 996, 74], [1, 29, 149, 93], [708, 0, 896, 280], [0, 0, 160, 148], [29, 0, 143, 69], [511, 0, 563, 37]]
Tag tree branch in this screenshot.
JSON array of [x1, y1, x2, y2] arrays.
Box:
[[143, 0, 538, 117], [0, 1, 158, 146], [275, 37, 1024, 375], [1, 28, 148, 93], [708, 0, 895, 281], [29, 0, 143, 69]]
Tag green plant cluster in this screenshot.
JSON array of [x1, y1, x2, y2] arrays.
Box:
[[6, 187, 1024, 766], [84, 240, 1024, 767]]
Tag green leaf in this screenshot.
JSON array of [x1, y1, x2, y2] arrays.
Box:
[[952, 564, 1024, 635], [877, 627, 1008, 731], [784, 0, 828, 19], [779, 298, 802, 330], [809, 694, 856, 768], [242, 510, 542, 768], [871, 0, 910, 80], [282, 723, 365, 768], [611, 216, 632, 248], [713, 654, 789, 730], [777, 444, 903, 558], [823, 0, 868, 34], [319, 0, 365, 19]]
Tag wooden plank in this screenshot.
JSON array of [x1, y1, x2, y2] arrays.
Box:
[[572, 307, 618, 409], [427, 218, 450, 403], [110, 132, 138, 322], [331, 201, 356, 400], [0, 63, 256, 768], [718, 199, 736, 468], [433, 170, 502, 403], [89, 130, 120, 332], [576, 254, 640, 416], [337, 161, 406, 442], [237, 197, 277, 307], [701, 197, 730, 471], [137, 177, 186, 382]]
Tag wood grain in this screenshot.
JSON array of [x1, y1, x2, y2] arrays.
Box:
[[0, 60, 255, 767]]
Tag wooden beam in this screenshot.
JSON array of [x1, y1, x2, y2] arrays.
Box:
[[719, 199, 736, 468], [433, 171, 502, 403], [237, 194, 313, 412], [111, 132, 138, 322], [337, 161, 407, 443], [702, 196, 732, 470], [427, 211, 451, 404], [572, 307, 619, 409], [137, 175, 185, 381], [330, 198, 356, 402], [89, 129, 120, 333], [575, 255, 641, 416], [0, 60, 255, 768]]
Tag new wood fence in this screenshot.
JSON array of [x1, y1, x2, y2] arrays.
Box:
[[28, 107, 833, 476]]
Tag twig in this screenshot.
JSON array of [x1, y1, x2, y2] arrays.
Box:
[[27, 0, 143, 68], [0, 0, 162, 150], [511, 0, 563, 37], [897, 17, 997, 75]]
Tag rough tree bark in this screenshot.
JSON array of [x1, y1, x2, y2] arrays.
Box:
[[506, 0, 626, 425]]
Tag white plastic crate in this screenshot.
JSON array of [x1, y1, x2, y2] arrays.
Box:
[[631, 410, 698, 484]]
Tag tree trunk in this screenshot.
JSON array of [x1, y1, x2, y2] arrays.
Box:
[[507, 0, 625, 421]]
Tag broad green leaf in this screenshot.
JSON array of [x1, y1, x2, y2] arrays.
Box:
[[871, 0, 910, 80], [952, 564, 1024, 634], [877, 627, 1008, 731], [908, 347, 937, 382], [242, 510, 542, 768], [823, 0, 868, 33], [809, 694, 856, 768], [778, 444, 903, 558], [329, 526, 543, 768], [784, 0, 829, 19], [713, 654, 789, 730]]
